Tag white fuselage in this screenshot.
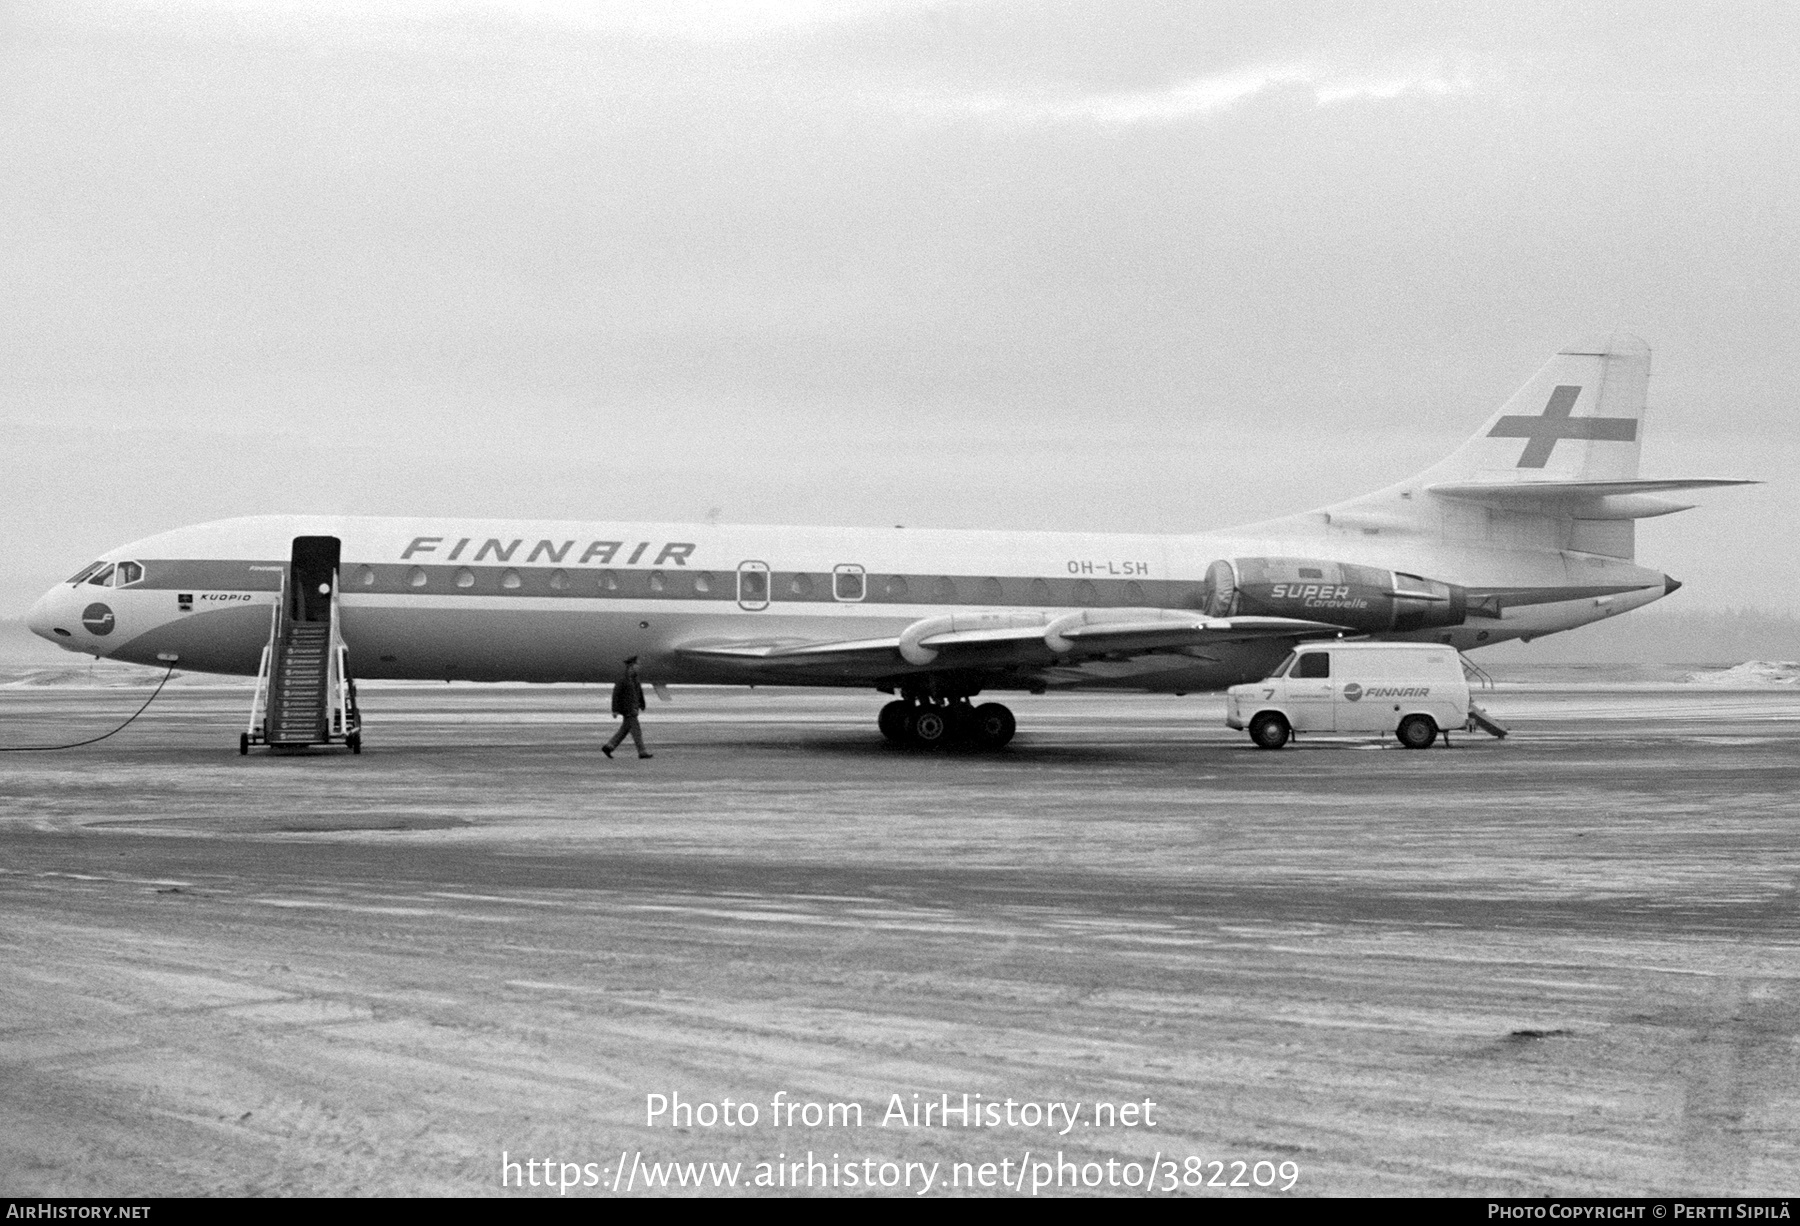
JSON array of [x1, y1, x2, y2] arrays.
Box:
[[26, 513, 1670, 693]]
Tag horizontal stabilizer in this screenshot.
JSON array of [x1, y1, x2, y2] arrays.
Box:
[[1428, 478, 1756, 519], [1430, 478, 1756, 502]]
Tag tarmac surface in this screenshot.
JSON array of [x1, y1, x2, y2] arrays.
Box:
[[2, 677, 1798, 1197]]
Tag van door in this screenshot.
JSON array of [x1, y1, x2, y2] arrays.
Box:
[[1286, 650, 1335, 731], [1333, 651, 1380, 731]]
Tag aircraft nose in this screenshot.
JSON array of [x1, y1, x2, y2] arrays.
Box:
[[1663, 574, 1683, 595], [26, 587, 74, 645]]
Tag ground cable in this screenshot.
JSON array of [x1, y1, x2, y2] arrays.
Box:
[[0, 661, 179, 751]]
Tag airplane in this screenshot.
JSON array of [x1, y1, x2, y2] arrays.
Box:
[[24, 335, 1753, 752]]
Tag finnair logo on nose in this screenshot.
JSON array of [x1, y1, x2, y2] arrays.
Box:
[[1487, 385, 1637, 468], [82, 603, 115, 636]]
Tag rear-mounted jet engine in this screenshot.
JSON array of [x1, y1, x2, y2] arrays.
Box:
[[1202, 557, 1468, 633]]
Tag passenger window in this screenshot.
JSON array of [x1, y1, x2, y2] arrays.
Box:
[[978, 577, 1004, 603], [833, 565, 865, 602], [649, 571, 666, 593], [789, 573, 814, 598], [408, 567, 428, 588], [502, 569, 523, 590], [113, 561, 144, 586], [933, 576, 958, 602], [1295, 652, 1331, 679], [87, 564, 115, 587], [1073, 579, 1098, 605], [549, 569, 570, 590], [1125, 581, 1145, 604], [885, 576, 908, 600], [1298, 567, 1323, 579], [741, 570, 767, 601], [455, 568, 476, 588], [599, 570, 620, 592], [694, 572, 712, 594], [1030, 578, 1053, 604], [357, 565, 376, 587]]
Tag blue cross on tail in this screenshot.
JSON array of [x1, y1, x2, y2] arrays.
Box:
[[1486, 385, 1638, 468]]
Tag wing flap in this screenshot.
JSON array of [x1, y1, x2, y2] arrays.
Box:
[[674, 608, 1348, 676]]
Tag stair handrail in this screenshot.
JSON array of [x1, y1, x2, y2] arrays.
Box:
[[1459, 651, 1495, 691], [328, 567, 352, 737], [246, 568, 287, 738], [247, 644, 271, 738]]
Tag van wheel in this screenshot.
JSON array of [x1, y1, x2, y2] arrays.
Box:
[[1397, 714, 1437, 749], [1249, 712, 1290, 750]]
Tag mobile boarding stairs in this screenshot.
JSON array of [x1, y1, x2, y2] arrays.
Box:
[[1461, 654, 1509, 740], [243, 535, 362, 754]]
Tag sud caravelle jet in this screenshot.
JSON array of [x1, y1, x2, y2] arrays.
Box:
[[27, 336, 1752, 751]]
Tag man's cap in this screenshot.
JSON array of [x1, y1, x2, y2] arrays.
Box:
[[623, 655, 639, 665]]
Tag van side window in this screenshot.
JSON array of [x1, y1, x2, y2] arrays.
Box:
[[1295, 652, 1330, 679]]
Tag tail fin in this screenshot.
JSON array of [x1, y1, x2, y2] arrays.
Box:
[[1244, 334, 1754, 564], [1416, 333, 1650, 485]]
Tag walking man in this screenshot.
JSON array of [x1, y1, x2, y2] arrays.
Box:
[[603, 656, 653, 759]]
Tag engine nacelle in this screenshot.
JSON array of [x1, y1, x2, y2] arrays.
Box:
[[1202, 557, 1467, 633]]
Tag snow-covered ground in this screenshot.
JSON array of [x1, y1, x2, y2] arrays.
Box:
[[1683, 661, 1800, 686]]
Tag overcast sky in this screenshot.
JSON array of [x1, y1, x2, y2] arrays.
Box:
[[3, 0, 1796, 617]]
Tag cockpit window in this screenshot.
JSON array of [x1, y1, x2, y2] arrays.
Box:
[[68, 562, 105, 584], [87, 564, 115, 587], [113, 561, 144, 586]]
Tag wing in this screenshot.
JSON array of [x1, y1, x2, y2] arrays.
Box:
[[674, 607, 1350, 684]]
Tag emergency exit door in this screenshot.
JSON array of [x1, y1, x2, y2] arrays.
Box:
[[737, 561, 770, 611]]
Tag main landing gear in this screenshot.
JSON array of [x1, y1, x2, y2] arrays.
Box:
[[878, 699, 1017, 750]]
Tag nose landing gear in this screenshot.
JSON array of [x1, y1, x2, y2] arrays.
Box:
[[877, 698, 1016, 750]]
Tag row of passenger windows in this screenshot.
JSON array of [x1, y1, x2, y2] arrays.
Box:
[[371, 564, 1155, 605], [64, 558, 1160, 606]]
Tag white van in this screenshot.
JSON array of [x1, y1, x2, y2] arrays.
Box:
[[1225, 642, 1470, 750]]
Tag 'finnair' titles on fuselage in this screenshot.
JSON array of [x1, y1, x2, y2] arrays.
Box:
[[24, 335, 1748, 697]]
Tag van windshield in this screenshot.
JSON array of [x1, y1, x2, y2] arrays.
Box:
[[1268, 651, 1297, 679]]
